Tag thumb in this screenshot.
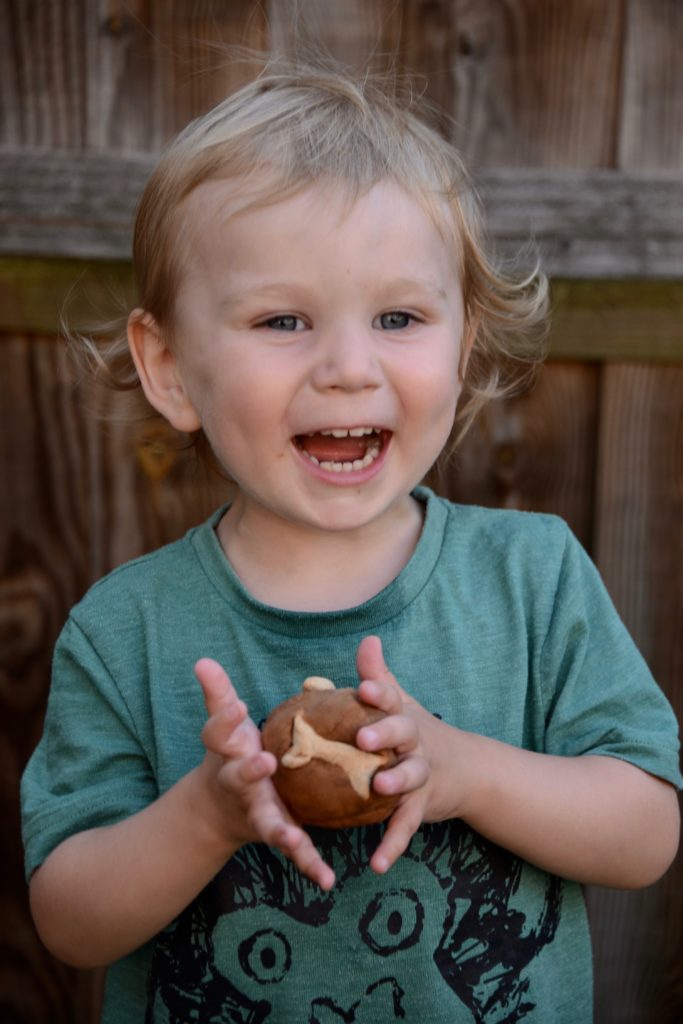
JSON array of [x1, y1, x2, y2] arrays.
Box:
[[194, 657, 237, 717], [356, 635, 397, 687]]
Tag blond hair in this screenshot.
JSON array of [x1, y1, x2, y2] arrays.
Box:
[[77, 56, 548, 451]]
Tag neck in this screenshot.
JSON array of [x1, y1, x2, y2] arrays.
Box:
[[216, 496, 424, 612]]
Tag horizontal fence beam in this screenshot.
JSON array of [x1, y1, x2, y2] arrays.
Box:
[[478, 169, 683, 280], [549, 280, 683, 362], [1, 257, 682, 361], [1, 151, 683, 278]]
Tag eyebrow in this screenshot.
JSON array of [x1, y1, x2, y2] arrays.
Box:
[[219, 283, 312, 311], [220, 277, 449, 310], [373, 276, 449, 302]]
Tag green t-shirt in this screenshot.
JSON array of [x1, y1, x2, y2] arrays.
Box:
[[22, 488, 682, 1023]]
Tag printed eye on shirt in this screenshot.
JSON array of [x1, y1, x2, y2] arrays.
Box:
[[146, 820, 567, 1023], [22, 490, 679, 1024]]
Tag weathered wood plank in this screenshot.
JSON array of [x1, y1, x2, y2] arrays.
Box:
[[0, 335, 103, 1024], [0, 332, 231, 1022], [0, 0, 88, 148], [478, 169, 683, 279], [3, 259, 683, 364], [618, 0, 683, 170], [0, 258, 134, 335], [587, 364, 683, 1024], [380, 0, 455, 116], [594, 365, 683, 738], [0, 0, 268, 151], [549, 280, 683, 362], [449, 0, 625, 167], [0, 151, 149, 260], [585, 4, 683, 1019], [2, 150, 683, 277], [268, 0, 395, 68], [431, 362, 600, 550]]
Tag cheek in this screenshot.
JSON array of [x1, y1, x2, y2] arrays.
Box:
[[411, 350, 461, 416]]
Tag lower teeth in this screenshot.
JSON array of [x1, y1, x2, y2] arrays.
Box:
[[305, 445, 380, 472]]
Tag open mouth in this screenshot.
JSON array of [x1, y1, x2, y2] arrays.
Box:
[[293, 427, 389, 473]]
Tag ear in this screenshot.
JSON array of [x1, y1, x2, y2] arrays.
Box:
[[127, 310, 202, 433]]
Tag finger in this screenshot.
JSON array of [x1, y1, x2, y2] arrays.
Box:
[[370, 798, 424, 875], [289, 836, 336, 891], [195, 658, 239, 716], [356, 635, 397, 688], [372, 754, 430, 796], [356, 710, 417, 753], [201, 700, 249, 755], [217, 751, 277, 791], [250, 803, 336, 890], [357, 678, 403, 716]]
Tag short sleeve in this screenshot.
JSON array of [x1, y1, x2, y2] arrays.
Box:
[[21, 616, 157, 879], [540, 528, 682, 789]]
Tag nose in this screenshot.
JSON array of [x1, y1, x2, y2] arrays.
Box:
[[310, 324, 383, 393]]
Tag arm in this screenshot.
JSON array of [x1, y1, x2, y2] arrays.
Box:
[[354, 636, 681, 887], [29, 659, 334, 969]]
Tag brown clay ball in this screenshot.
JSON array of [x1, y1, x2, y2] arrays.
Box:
[[261, 677, 400, 828]]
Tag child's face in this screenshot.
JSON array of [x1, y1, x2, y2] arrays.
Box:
[[162, 178, 471, 535]]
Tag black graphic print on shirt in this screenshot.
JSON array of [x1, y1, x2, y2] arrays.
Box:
[[146, 820, 563, 1024]]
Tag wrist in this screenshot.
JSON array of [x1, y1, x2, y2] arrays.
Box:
[[428, 722, 487, 824], [183, 761, 243, 863]]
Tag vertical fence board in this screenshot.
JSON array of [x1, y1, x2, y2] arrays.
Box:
[[0, 0, 88, 147], [585, 2, 683, 1018], [449, 0, 625, 167], [618, 0, 683, 170], [1, 335, 100, 1023], [433, 362, 600, 549], [0, 0, 269, 152], [0, 334, 230, 1022], [266, 0, 400, 69], [587, 365, 683, 1024]]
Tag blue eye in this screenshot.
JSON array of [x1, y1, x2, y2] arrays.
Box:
[[262, 314, 304, 331], [378, 311, 414, 330]]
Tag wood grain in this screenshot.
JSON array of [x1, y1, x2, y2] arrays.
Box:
[[0, 335, 101, 1023], [267, 0, 398, 69], [587, 364, 683, 1024], [595, 366, 683, 687], [378, 0, 456, 117], [591, 5, 683, 1012], [432, 361, 600, 548], [549, 280, 683, 362], [0, 333, 230, 1023], [3, 259, 683, 366], [4, 150, 683, 278], [477, 169, 683, 279], [0, 0, 88, 148], [618, 0, 683, 170], [449, 0, 625, 167], [0, 0, 268, 151]]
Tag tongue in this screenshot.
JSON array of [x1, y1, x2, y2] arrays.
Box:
[[299, 433, 370, 462]]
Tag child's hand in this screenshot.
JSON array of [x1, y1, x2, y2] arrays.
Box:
[[354, 636, 460, 875], [195, 658, 335, 890]]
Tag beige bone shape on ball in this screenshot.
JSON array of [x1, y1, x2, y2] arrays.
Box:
[[281, 676, 390, 799]]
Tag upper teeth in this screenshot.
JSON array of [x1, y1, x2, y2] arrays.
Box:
[[317, 427, 376, 438]]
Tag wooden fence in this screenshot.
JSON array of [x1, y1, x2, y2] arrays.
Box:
[[1, 2, 682, 1021]]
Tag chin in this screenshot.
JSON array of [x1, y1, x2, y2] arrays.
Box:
[[303, 492, 416, 535]]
